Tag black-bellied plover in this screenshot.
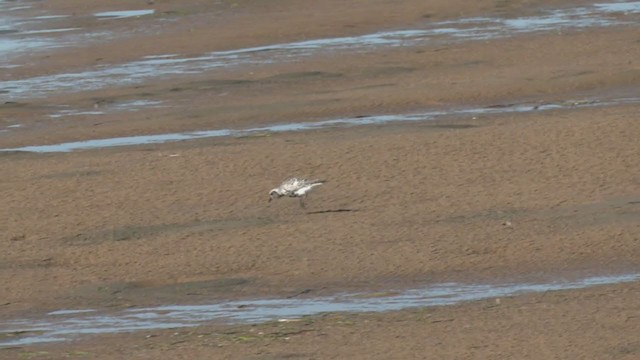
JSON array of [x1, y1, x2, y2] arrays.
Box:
[[268, 177, 326, 208]]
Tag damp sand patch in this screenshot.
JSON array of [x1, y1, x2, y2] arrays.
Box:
[[2, 96, 637, 153], [0, 272, 638, 347]]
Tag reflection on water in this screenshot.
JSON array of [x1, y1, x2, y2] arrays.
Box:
[[1, 2, 640, 99], [1, 272, 638, 347]]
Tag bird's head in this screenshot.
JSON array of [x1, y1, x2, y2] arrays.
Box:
[[268, 189, 282, 202]]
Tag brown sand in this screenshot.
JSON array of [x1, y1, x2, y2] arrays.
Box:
[[1, 0, 639, 358]]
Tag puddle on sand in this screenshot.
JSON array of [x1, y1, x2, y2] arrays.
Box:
[[0, 272, 638, 347], [2, 97, 637, 153], [0, 0, 32, 12], [48, 99, 164, 118], [0, 14, 51, 60], [2, 1, 640, 99], [0, 4, 73, 64], [0, 124, 22, 134], [94, 10, 155, 20], [0, 4, 155, 66], [18, 28, 79, 35]]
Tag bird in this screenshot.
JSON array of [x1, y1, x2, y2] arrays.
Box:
[[268, 177, 326, 208]]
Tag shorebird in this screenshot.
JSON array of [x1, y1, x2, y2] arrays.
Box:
[[268, 177, 326, 208]]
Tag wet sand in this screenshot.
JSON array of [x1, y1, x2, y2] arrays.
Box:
[[1, 0, 640, 358], [3, 281, 639, 359]]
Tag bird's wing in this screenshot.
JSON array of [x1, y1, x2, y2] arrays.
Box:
[[280, 177, 304, 192], [281, 177, 325, 192], [307, 179, 326, 185], [293, 182, 325, 196]]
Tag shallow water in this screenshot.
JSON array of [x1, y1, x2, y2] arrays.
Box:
[[1, 272, 638, 347], [2, 97, 636, 153], [94, 10, 155, 20], [0, 3, 74, 64], [0, 5, 153, 66], [0, 5, 51, 59], [1, 1, 639, 99], [47, 99, 164, 118]]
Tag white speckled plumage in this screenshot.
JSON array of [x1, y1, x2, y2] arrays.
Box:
[[269, 177, 326, 208]]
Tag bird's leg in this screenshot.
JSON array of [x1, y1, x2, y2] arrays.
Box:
[[299, 196, 306, 209]]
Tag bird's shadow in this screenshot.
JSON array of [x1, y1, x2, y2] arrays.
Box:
[[306, 208, 359, 215]]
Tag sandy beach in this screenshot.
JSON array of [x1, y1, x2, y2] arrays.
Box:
[[1, 0, 639, 358]]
